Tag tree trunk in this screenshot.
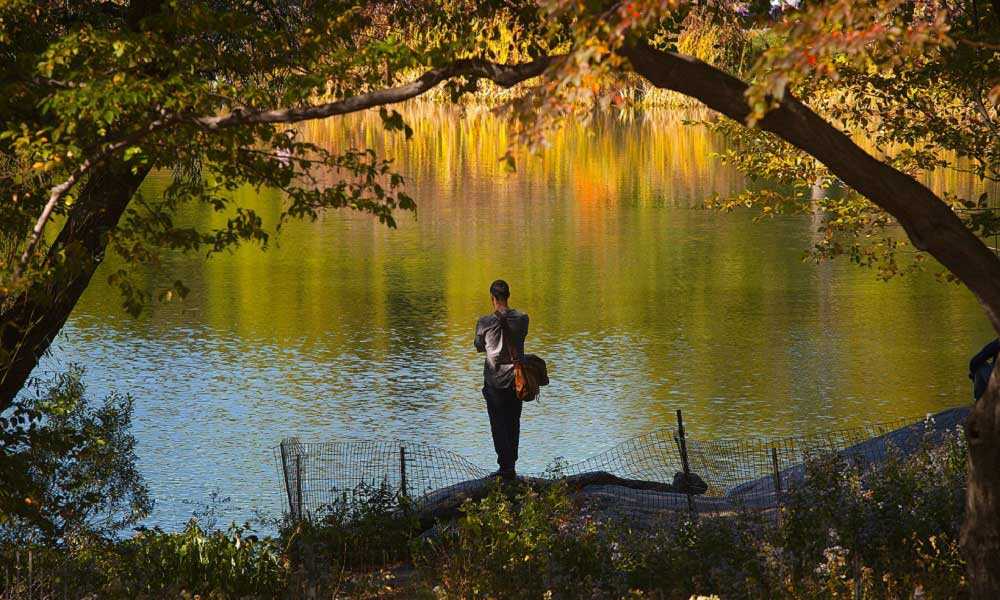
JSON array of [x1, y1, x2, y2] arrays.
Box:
[[0, 0, 163, 410], [621, 41, 1000, 598], [0, 160, 150, 410], [963, 369, 1000, 598]]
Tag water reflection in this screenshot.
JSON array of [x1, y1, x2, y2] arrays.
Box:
[[42, 104, 993, 528]]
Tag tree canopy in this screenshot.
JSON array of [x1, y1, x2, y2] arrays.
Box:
[[2, 0, 1000, 594]]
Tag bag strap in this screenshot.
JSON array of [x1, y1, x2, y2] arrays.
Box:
[[495, 309, 521, 365]]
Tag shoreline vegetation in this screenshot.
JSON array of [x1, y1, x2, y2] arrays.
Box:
[[2, 389, 971, 599]]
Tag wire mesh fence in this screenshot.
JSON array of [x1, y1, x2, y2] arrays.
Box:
[[277, 406, 969, 523], [275, 439, 490, 519]]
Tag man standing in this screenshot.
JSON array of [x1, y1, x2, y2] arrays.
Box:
[[474, 280, 529, 480]]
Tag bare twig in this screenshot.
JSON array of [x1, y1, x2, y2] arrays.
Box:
[[13, 118, 172, 278], [958, 38, 1000, 50]]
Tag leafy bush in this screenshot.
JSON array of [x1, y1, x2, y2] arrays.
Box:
[[110, 520, 287, 598], [414, 426, 968, 600], [416, 480, 633, 599], [623, 514, 772, 599], [2, 520, 286, 600], [0, 366, 150, 544], [283, 481, 422, 594], [777, 425, 967, 599]]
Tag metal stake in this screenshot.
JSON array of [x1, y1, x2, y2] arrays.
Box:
[[295, 454, 303, 520], [676, 409, 696, 517], [400, 445, 408, 499], [280, 442, 295, 519], [771, 447, 783, 502]]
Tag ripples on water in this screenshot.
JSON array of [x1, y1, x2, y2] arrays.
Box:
[[40, 105, 994, 529]]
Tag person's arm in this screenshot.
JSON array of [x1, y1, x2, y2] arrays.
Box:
[[474, 318, 486, 353], [970, 338, 1000, 377]]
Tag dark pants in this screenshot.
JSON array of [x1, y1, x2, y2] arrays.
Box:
[[483, 385, 523, 472]]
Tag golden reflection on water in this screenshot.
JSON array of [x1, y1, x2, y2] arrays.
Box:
[[54, 103, 993, 526]]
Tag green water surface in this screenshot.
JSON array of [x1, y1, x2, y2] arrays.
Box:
[[44, 105, 992, 527]]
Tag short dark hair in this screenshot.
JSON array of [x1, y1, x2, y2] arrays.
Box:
[[490, 279, 510, 301]]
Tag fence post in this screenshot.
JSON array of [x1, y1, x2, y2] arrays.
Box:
[[399, 446, 408, 499], [676, 409, 696, 517], [771, 446, 783, 527], [279, 442, 296, 520], [295, 454, 303, 520], [771, 447, 782, 502]]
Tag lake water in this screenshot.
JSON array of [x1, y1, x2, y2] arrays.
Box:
[[41, 104, 993, 529]]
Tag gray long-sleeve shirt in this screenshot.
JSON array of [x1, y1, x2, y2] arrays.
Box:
[[475, 309, 529, 388]]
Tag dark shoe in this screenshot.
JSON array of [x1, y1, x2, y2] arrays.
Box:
[[486, 469, 517, 481]]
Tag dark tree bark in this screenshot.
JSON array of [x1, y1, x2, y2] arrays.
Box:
[[0, 160, 151, 409], [0, 0, 166, 411], [620, 41, 1000, 599], [964, 372, 1000, 598]]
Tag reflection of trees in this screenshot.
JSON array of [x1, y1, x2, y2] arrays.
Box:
[[69, 104, 991, 438]]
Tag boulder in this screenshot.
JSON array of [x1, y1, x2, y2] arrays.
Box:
[[672, 471, 708, 495]]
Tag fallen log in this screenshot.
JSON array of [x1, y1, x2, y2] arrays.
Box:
[[407, 470, 681, 530]]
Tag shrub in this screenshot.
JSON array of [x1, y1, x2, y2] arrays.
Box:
[[415, 480, 635, 599], [777, 425, 968, 599], [414, 426, 969, 600], [282, 481, 422, 594], [0, 366, 151, 544], [624, 514, 772, 599], [282, 485, 419, 571], [108, 520, 287, 599]]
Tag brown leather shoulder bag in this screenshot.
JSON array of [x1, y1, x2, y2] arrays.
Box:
[[497, 311, 548, 401]]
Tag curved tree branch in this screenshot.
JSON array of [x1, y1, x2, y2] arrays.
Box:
[[14, 56, 559, 279], [12, 122, 168, 280], [189, 57, 556, 130], [621, 41, 1000, 333]]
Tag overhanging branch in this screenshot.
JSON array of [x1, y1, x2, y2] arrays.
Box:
[[190, 57, 557, 129], [16, 56, 559, 278]]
